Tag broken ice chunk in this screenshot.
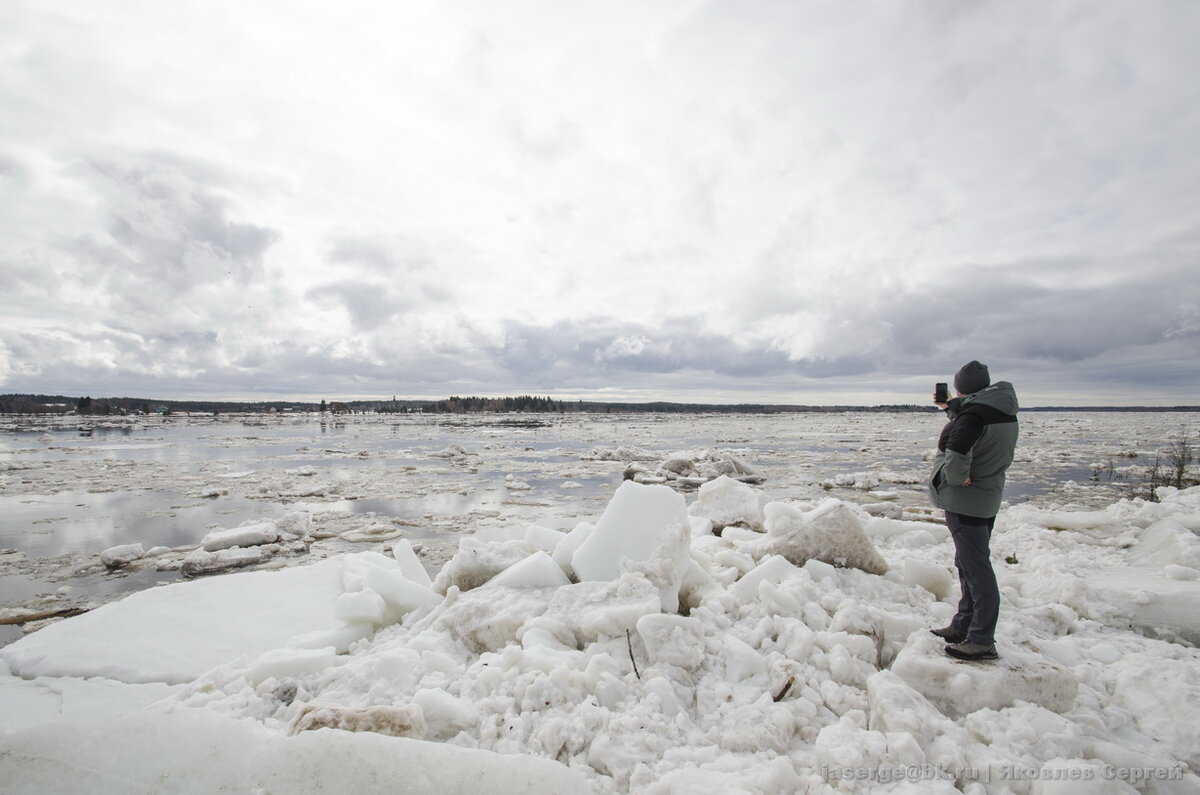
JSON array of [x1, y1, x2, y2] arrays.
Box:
[[201, 521, 279, 552], [100, 543, 146, 569]]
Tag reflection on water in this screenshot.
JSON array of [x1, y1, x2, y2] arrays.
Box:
[[0, 572, 52, 602], [0, 490, 285, 558], [348, 493, 497, 519]]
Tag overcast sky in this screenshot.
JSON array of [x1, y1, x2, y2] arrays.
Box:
[[2, 1, 1198, 406]]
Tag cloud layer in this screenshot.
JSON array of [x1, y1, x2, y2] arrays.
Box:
[[2, 0, 1198, 405]]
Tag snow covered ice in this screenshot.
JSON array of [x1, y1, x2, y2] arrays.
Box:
[[1, 412, 1199, 793]]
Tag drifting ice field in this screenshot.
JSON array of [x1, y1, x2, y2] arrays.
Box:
[[1, 411, 1198, 793]]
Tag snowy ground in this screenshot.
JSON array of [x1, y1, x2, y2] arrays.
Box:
[[1, 411, 1198, 793]]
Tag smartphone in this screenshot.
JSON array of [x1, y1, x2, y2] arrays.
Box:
[[934, 382, 948, 404]]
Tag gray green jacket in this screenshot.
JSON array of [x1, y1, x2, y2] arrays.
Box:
[[928, 381, 1019, 519]]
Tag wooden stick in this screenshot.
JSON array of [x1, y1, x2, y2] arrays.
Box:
[[0, 607, 89, 626], [773, 675, 795, 702], [626, 629, 641, 679]]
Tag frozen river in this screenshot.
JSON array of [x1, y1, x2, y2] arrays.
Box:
[[3, 410, 1199, 793], [1, 410, 1194, 646]]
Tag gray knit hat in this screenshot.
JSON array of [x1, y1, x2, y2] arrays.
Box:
[[954, 360, 991, 395]]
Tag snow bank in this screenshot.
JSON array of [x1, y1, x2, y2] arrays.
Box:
[[1009, 488, 1200, 643], [5, 482, 1200, 793], [0, 706, 591, 794], [0, 674, 178, 730]]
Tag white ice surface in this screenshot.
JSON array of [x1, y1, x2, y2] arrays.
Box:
[[0, 705, 591, 795], [0, 674, 178, 729], [688, 474, 769, 530], [485, 550, 571, 588], [391, 538, 434, 589], [4, 482, 1200, 793], [1, 558, 346, 684], [200, 520, 279, 551], [571, 481, 688, 582], [98, 543, 144, 568]]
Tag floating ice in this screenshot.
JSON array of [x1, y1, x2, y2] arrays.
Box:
[[181, 546, 268, 576], [201, 520, 279, 551], [505, 474, 532, 491], [622, 448, 764, 489], [100, 543, 145, 569], [339, 524, 402, 543], [580, 445, 656, 462]]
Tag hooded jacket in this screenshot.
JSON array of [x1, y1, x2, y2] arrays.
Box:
[[928, 381, 1019, 519]]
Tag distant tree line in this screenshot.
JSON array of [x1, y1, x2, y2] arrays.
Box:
[[426, 395, 566, 413], [0, 394, 324, 415], [2, 393, 1197, 416]]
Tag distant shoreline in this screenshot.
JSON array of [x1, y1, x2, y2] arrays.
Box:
[[2, 393, 1198, 416]]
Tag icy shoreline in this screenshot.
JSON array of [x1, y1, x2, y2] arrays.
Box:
[[2, 412, 1198, 793], [3, 471, 1199, 793]]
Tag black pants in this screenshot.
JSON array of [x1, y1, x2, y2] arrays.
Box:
[[946, 511, 999, 645]]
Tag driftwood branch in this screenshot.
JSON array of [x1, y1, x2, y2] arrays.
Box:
[[773, 675, 795, 702], [626, 629, 641, 679], [0, 607, 89, 626]]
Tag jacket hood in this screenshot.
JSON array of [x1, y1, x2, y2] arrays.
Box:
[[963, 380, 1019, 415]]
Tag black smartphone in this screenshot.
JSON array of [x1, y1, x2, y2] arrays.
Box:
[[934, 382, 948, 403]]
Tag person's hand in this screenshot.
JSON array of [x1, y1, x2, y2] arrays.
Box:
[[963, 477, 973, 487]]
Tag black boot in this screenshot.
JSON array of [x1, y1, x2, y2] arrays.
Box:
[[930, 625, 966, 643], [945, 641, 999, 661]]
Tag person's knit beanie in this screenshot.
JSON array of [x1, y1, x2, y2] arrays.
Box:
[[954, 361, 991, 395]]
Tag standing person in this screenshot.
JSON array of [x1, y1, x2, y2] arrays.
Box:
[[927, 361, 1019, 661]]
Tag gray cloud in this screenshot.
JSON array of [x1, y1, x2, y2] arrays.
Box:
[[0, 152, 30, 186], [72, 152, 277, 292], [880, 257, 1199, 368], [305, 281, 410, 332], [326, 236, 432, 275], [489, 318, 876, 384]]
